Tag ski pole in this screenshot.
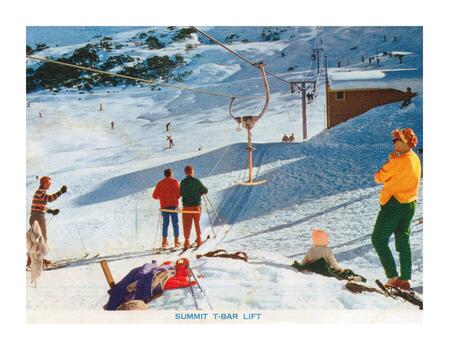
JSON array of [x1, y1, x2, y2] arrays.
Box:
[[153, 212, 162, 250], [204, 195, 228, 234], [186, 264, 199, 310], [203, 196, 217, 239], [188, 264, 204, 294], [188, 264, 214, 310]]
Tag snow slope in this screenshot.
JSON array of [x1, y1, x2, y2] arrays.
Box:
[[26, 26, 423, 315]]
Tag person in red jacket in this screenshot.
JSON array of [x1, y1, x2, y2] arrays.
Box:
[[152, 169, 181, 248]]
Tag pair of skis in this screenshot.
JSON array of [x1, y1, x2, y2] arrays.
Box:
[[27, 253, 101, 271], [345, 279, 423, 310]]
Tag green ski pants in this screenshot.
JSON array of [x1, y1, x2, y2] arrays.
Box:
[[371, 197, 416, 280]]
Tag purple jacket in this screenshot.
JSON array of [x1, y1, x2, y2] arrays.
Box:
[[104, 262, 173, 310]]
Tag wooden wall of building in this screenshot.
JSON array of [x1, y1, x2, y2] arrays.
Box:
[[326, 86, 416, 128]]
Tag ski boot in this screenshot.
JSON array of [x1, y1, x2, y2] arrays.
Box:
[[385, 277, 411, 290], [183, 239, 190, 249], [195, 236, 202, 248], [162, 237, 169, 249], [174, 237, 181, 248]]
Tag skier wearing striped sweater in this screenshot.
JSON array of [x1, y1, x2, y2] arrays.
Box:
[[28, 176, 67, 266]]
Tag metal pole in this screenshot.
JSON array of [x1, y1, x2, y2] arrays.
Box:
[[317, 50, 320, 75], [247, 128, 253, 182], [301, 82, 307, 140]]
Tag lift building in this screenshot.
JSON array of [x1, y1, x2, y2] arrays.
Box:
[[325, 70, 417, 128]]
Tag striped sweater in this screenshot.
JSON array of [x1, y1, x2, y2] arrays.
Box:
[[31, 187, 63, 213]]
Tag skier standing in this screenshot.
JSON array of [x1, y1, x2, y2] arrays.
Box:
[[28, 176, 67, 266], [167, 135, 174, 148], [371, 128, 421, 290], [180, 165, 208, 249], [152, 169, 181, 248]]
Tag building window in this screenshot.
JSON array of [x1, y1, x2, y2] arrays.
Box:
[[336, 91, 345, 100]]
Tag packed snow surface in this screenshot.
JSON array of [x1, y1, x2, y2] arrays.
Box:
[[26, 26, 423, 314]]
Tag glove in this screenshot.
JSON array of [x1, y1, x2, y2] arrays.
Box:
[[60, 185, 67, 193], [47, 209, 60, 216]]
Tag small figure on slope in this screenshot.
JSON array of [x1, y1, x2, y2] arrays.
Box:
[[282, 134, 289, 142], [165, 122, 171, 132], [152, 168, 181, 248], [167, 135, 174, 149], [292, 229, 366, 282], [371, 128, 421, 290], [289, 133, 296, 142]]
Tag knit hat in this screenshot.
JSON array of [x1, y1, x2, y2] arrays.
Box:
[[392, 128, 418, 148], [40, 176, 51, 188], [311, 229, 329, 246]]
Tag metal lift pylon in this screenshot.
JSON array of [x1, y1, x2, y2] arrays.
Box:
[[229, 63, 270, 186]]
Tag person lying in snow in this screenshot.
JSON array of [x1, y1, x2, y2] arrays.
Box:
[[292, 229, 366, 282], [104, 258, 197, 310]]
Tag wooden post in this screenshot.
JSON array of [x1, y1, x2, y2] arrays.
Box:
[[100, 260, 115, 288], [301, 82, 307, 140], [247, 128, 253, 182]]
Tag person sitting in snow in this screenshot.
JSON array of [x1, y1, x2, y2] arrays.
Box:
[[282, 134, 289, 142], [28, 176, 67, 267], [152, 168, 181, 248], [292, 229, 366, 282], [371, 128, 421, 290], [289, 133, 296, 142]]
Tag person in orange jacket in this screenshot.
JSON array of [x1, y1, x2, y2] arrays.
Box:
[[371, 128, 421, 290], [152, 169, 181, 248]]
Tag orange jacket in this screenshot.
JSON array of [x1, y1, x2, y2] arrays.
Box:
[[374, 150, 421, 205], [152, 177, 181, 208]]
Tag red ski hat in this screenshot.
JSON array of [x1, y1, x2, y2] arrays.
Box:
[[392, 128, 418, 148]]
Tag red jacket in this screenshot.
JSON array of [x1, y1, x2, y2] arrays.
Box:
[[152, 177, 181, 208]]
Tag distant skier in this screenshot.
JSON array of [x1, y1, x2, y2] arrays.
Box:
[[393, 35, 398, 42], [361, 55, 365, 63], [292, 229, 365, 282], [38, 112, 42, 118], [111, 121, 115, 130], [282, 134, 289, 142], [400, 87, 413, 109], [180, 165, 208, 249], [289, 133, 296, 142], [165, 122, 171, 132], [368, 57, 372, 64], [337, 60, 341, 68], [152, 169, 181, 248], [371, 128, 421, 290], [383, 34, 387, 42], [167, 135, 174, 149], [28, 176, 67, 267]]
